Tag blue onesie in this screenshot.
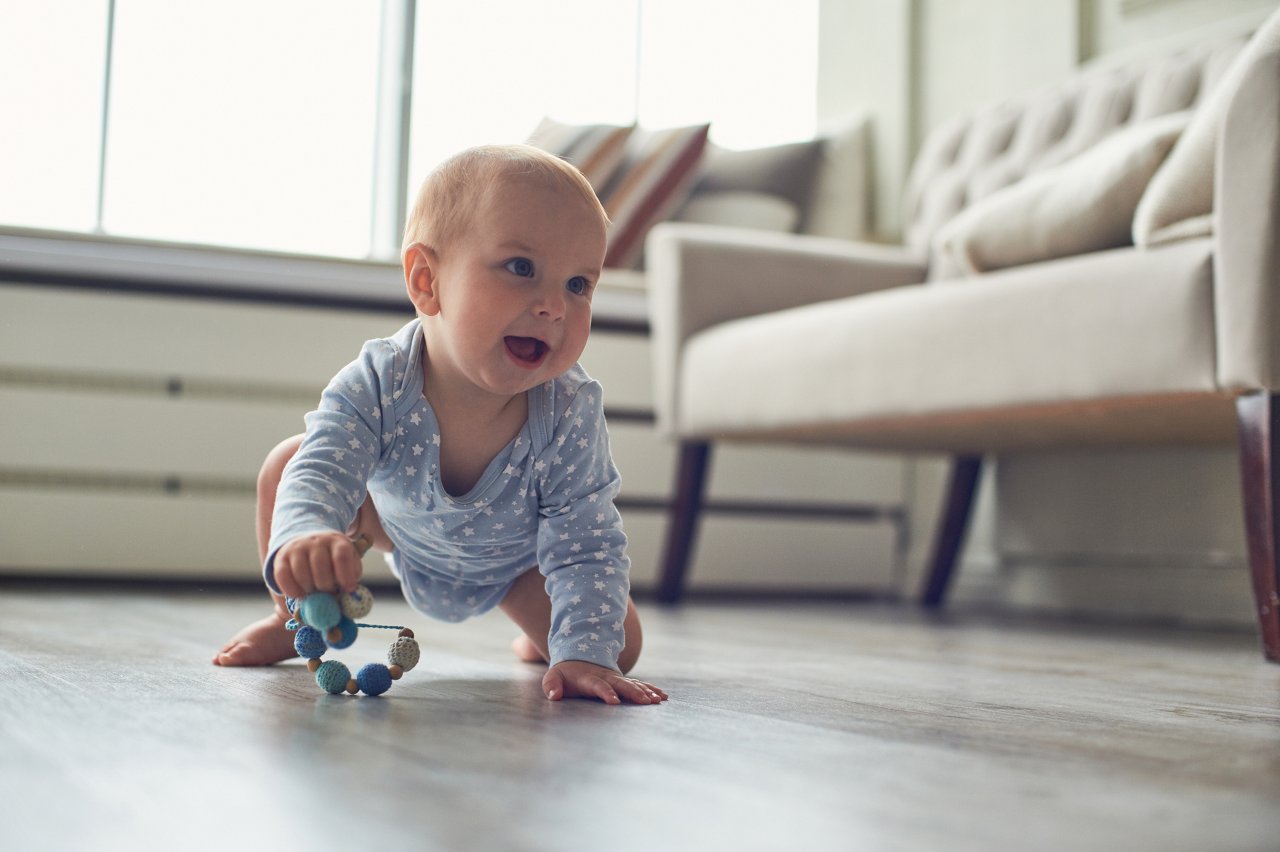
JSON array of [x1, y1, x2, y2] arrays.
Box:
[[266, 320, 631, 671]]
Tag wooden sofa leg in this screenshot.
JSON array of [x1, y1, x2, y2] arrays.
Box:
[[920, 455, 984, 607], [1235, 391, 1280, 662], [656, 441, 713, 604]]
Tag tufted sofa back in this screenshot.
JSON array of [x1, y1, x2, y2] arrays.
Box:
[[901, 25, 1255, 259]]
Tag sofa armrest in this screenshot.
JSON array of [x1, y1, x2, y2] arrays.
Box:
[[1215, 23, 1280, 391], [646, 222, 927, 435]]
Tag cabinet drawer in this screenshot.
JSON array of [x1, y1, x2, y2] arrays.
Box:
[[621, 508, 897, 592], [0, 488, 396, 581], [0, 386, 310, 480], [0, 282, 404, 388], [580, 332, 653, 410]]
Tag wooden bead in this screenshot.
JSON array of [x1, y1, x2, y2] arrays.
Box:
[[327, 627, 344, 644], [389, 665, 403, 680], [399, 627, 415, 639], [346, 679, 359, 695], [307, 658, 323, 673]]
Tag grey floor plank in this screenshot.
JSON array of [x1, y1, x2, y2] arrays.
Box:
[[1, 587, 1277, 852]]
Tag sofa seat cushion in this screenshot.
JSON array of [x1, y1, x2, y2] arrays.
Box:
[[678, 238, 1220, 448]]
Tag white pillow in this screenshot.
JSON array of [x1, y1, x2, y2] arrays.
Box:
[[1133, 8, 1280, 248], [674, 191, 800, 233], [933, 110, 1190, 276]]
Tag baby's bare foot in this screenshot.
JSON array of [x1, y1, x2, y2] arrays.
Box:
[[213, 612, 298, 667], [511, 634, 548, 665]]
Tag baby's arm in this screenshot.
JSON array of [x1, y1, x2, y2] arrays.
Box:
[[267, 343, 398, 598], [535, 380, 665, 703]]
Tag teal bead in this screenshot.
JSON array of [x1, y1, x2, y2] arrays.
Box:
[[356, 663, 393, 696], [327, 617, 358, 649], [299, 593, 341, 631], [293, 626, 326, 660], [315, 660, 351, 694]]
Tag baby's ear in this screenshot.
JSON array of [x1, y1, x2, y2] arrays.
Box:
[[403, 243, 441, 316]]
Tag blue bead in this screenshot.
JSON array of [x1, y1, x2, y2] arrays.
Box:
[[356, 663, 393, 696], [326, 617, 358, 649], [285, 596, 298, 614], [294, 625, 327, 660], [299, 593, 341, 631], [315, 660, 351, 694]]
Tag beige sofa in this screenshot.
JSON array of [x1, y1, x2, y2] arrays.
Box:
[[647, 10, 1280, 661]]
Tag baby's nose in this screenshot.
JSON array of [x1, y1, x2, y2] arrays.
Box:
[[534, 285, 566, 318]]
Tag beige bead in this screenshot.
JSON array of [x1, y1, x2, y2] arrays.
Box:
[[327, 627, 344, 644], [307, 658, 323, 673], [388, 636, 421, 672], [389, 665, 403, 680], [346, 679, 359, 695]]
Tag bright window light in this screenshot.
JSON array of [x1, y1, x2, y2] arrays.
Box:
[[101, 0, 380, 258], [0, 1, 108, 232], [407, 0, 639, 194], [0, 0, 821, 259], [638, 0, 818, 150]]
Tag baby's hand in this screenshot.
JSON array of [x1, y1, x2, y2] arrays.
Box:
[[273, 532, 365, 599], [543, 661, 668, 705]]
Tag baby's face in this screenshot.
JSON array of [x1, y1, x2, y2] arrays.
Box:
[[424, 178, 607, 399]]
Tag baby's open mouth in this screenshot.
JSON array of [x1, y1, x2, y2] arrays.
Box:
[[505, 336, 548, 365]]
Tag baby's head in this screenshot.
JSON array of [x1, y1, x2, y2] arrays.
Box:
[[402, 144, 607, 259], [401, 145, 610, 396]]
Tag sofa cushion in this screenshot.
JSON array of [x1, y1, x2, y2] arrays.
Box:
[[674, 191, 800, 233], [677, 137, 822, 227], [526, 118, 634, 192], [600, 124, 711, 269], [678, 239, 1216, 444], [1133, 7, 1280, 247], [933, 111, 1189, 275]]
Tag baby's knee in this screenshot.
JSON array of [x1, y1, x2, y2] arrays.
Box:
[[618, 601, 644, 674], [258, 434, 304, 495]]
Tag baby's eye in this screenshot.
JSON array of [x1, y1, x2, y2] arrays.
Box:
[[566, 276, 590, 296], [504, 257, 535, 277]]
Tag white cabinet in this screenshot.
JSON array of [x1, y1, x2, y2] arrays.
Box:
[[0, 280, 905, 595]]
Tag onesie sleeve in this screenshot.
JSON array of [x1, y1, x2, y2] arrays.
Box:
[[264, 338, 402, 594], [536, 379, 631, 670]]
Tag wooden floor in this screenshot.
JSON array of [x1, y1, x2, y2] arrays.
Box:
[[2, 585, 1278, 852]]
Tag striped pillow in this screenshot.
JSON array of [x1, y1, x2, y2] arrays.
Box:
[[600, 124, 711, 269], [527, 118, 635, 192]]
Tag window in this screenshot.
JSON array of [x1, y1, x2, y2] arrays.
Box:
[[103, 0, 380, 258], [0, 0, 819, 261], [0, 3, 109, 233]]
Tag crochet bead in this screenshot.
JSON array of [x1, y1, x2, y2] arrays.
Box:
[[315, 660, 351, 695], [340, 585, 374, 620], [327, 617, 358, 649], [299, 593, 341, 631], [388, 637, 420, 672], [356, 663, 393, 696], [293, 626, 327, 660]]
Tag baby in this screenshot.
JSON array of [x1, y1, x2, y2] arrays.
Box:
[[214, 144, 666, 705]]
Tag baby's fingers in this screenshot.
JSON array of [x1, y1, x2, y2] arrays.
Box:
[[611, 677, 666, 705], [331, 538, 363, 593]]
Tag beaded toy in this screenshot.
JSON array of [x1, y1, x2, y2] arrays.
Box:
[[285, 567, 420, 696]]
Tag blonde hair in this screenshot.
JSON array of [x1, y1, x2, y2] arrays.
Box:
[[402, 144, 608, 254]]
